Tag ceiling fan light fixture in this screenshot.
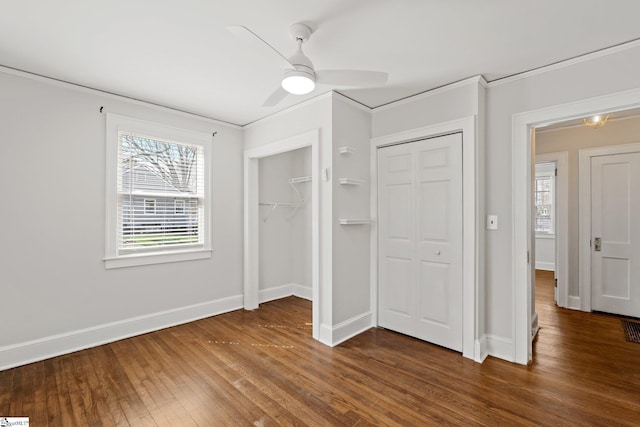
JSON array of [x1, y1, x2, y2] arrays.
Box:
[[281, 70, 315, 95]]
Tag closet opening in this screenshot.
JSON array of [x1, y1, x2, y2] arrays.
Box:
[[244, 130, 320, 340]]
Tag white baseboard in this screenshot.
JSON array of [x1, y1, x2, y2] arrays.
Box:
[[292, 284, 312, 300], [535, 262, 555, 271], [318, 311, 374, 347], [567, 295, 581, 310], [258, 283, 312, 304], [259, 284, 295, 303], [485, 334, 514, 362], [475, 335, 489, 363], [0, 294, 243, 371], [531, 312, 540, 338]]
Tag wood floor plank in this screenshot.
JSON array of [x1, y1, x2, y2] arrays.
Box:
[[3, 273, 640, 425]]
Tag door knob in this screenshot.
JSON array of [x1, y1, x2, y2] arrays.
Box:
[[594, 237, 601, 252]]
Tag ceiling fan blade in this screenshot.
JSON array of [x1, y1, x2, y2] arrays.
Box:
[[316, 70, 388, 87], [227, 25, 294, 69], [263, 87, 289, 107]]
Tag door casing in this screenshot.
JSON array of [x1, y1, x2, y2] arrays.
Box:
[[512, 87, 640, 364], [370, 116, 482, 362]]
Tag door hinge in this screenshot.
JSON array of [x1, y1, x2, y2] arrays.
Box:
[[554, 278, 558, 288], [555, 168, 557, 177], [527, 251, 530, 264]]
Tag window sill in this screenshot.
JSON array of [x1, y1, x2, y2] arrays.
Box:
[[104, 248, 213, 269], [535, 233, 556, 240]]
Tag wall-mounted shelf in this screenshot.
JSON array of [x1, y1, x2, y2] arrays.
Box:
[[338, 146, 356, 155], [289, 176, 312, 184], [339, 178, 366, 186], [339, 219, 374, 225]]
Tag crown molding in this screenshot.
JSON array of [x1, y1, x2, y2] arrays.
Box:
[[487, 38, 640, 88], [0, 64, 242, 130], [372, 75, 486, 113]]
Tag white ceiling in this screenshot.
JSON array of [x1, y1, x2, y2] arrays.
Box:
[[2, 1, 640, 126]]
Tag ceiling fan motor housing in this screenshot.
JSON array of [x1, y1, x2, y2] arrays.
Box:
[[290, 22, 312, 42]]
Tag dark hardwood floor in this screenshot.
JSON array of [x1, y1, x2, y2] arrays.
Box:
[[2, 272, 640, 426]]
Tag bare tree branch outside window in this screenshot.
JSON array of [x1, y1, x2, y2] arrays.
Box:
[[121, 135, 197, 193]]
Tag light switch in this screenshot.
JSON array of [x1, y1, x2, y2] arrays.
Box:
[[487, 215, 498, 230]]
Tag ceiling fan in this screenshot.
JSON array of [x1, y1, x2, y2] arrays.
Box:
[[227, 22, 389, 107]]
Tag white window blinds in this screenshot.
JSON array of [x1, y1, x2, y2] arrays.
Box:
[[117, 132, 205, 252]]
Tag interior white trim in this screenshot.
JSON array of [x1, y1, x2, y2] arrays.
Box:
[[0, 294, 243, 371], [484, 334, 513, 362], [371, 116, 482, 362], [244, 129, 320, 340], [258, 284, 313, 304], [567, 296, 581, 310], [104, 113, 214, 269], [512, 87, 640, 365], [535, 151, 569, 308], [535, 262, 555, 271], [373, 76, 486, 113], [243, 92, 333, 128], [578, 142, 640, 312], [475, 335, 489, 363], [318, 312, 374, 347], [0, 65, 241, 129]]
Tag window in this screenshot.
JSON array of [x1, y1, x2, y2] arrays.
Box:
[[105, 114, 212, 268], [535, 162, 555, 235], [144, 198, 157, 214], [174, 199, 186, 214]]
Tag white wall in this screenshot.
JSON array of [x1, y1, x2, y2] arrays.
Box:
[[0, 70, 244, 369], [536, 115, 640, 294], [485, 44, 640, 350], [332, 97, 372, 324], [258, 146, 312, 294], [372, 82, 479, 138], [535, 237, 555, 271]]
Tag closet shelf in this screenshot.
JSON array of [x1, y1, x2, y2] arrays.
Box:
[[289, 176, 312, 184], [339, 178, 366, 186], [338, 146, 356, 155], [339, 219, 374, 225]]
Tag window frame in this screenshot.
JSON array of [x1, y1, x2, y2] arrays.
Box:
[[144, 198, 157, 215], [534, 162, 555, 237], [105, 113, 213, 269], [174, 199, 186, 214]]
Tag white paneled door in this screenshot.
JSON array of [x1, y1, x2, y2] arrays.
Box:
[[377, 133, 463, 352], [591, 152, 640, 317]]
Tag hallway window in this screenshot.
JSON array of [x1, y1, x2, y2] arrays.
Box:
[[535, 162, 555, 234]]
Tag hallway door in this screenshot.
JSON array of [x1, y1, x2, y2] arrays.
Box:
[[591, 151, 640, 317]]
